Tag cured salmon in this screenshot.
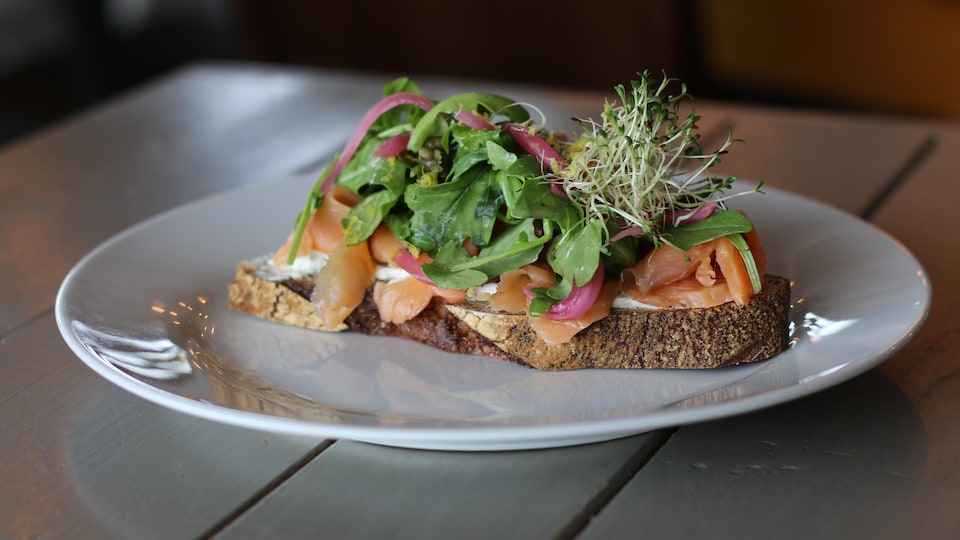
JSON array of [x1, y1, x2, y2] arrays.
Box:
[[621, 234, 761, 309], [374, 277, 435, 324], [370, 224, 403, 264], [308, 186, 362, 253], [272, 227, 316, 266], [311, 241, 376, 330], [368, 224, 468, 323], [480, 264, 618, 346], [529, 280, 620, 345], [482, 264, 555, 313]]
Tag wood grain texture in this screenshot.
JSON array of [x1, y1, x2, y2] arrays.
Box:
[[867, 129, 960, 539]]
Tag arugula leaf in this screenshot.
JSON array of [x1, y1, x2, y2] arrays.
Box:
[[548, 216, 605, 287], [342, 190, 397, 245], [421, 243, 489, 289], [512, 175, 569, 220], [726, 233, 762, 293], [408, 92, 530, 150], [421, 220, 553, 289], [488, 142, 568, 221], [604, 222, 641, 270], [469, 219, 553, 274], [452, 124, 509, 150], [486, 141, 543, 175], [383, 77, 421, 96], [485, 140, 518, 171], [529, 279, 572, 317], [660, 209, 753, 251], [382, 212, 412, 245], [337, 137, 395, 192], [448, 147, 489, 180], [341, 161, 409, 245], [404, 165, 503, 251], [285, 158, 336, 264], [373, 77, 426, 132]]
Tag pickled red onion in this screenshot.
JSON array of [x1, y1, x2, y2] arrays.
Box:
[[322, 92, 435, 193], [392, 248, 436, 286], [520, 261, 606, 321], [609, 226, 647, 244], [504, 123, 567, 172], [454, 108, 496, 130], [544, 260, 605, 321], [373, 133, 412, 158], [662, 202, 717, 226], [503, 123, 569, 199]]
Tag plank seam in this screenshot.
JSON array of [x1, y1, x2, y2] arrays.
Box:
[[0, 307, 54, 346], [861, 134, 938, 220], [555, 428, 677, 539], [198, 439, 335, 538]]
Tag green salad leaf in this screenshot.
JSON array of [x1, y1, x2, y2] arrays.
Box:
[[548, 216, 605, 287], [726, 232, 763, 294], [285, 157, 336, 265], [660, 210, 754, 251], [404, 164, 503, 252], [422, 219, 553, 289], [341, 160, 408, 245], [408, 92, 530, 150]]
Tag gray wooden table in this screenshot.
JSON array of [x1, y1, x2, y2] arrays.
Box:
[[2, 63, 957, 539]]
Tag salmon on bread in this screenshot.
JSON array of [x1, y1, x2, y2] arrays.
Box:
[[228, 73, 791, 369]]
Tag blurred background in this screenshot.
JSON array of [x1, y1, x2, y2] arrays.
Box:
[[1, 0, 958, 148]]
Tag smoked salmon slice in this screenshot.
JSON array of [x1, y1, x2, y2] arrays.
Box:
[[311, 240, 376, 329], [483, 264, 555, 313], [272, 227, 317, 266], [370, 224, 404, 264], [307, 186, 361, 253], [529, 280, 620, 345], [621, 234, 761, 309], [374, 277, 435, 324], [273, 186, 361, 264], [621, 276, 735, 309]]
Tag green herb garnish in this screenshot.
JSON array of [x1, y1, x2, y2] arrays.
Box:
[[286, 158, 336, 265]]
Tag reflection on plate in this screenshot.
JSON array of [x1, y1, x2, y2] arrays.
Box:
[[55, 175, 931, 451]]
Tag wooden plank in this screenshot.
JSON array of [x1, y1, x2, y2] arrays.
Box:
[[578, 121, 960, 539], [214, 433, 669, 539], [864, 127, 960, 539], [578, 369, 926, 539], [0, 314, 325, 540], [693, 102, 931, 214]]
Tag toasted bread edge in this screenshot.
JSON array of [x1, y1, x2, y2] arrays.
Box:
[[227, 264, 791, 370]]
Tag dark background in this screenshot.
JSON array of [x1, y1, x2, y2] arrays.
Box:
[[1, 0, 957, 148]]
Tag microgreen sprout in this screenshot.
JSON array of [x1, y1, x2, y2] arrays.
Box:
[[557, 71, 758, 244]]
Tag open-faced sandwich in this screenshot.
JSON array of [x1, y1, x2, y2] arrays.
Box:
[[228, 72, 791, 370]]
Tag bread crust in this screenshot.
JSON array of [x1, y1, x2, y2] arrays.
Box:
[[228, 263, 791, 370], [448, 275, 791, 369], [227, 262, 526, 364]]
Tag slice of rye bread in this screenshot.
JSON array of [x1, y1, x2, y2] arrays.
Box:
[[227, 262, 792, 370]]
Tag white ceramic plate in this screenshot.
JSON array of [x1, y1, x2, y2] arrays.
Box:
[[56, 175, 931, 451]]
